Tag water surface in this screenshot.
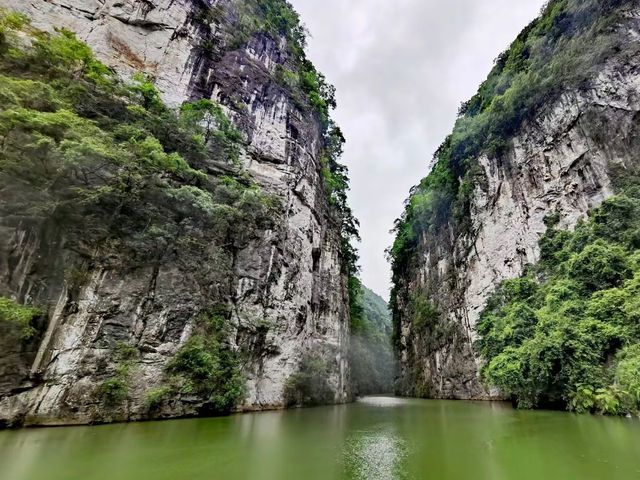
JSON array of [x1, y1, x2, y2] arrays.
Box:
[[1, 397, 639, 480]]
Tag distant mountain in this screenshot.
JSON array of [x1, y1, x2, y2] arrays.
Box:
[[360, 286, 391, 336], [350, 286, 394, 395]]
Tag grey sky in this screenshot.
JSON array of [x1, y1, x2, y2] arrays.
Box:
[[291, 0, 547, 299]]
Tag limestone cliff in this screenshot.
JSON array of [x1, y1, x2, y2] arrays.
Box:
[[0, 0, 352, 426], [391, 0, 640, 400]]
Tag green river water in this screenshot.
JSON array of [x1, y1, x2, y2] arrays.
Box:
[[1, 396, 639, 480]]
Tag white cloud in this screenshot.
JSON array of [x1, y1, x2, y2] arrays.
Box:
[[292, 0, 547, 299]]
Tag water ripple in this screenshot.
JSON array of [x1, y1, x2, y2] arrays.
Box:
[[343, 430, 409, 480]]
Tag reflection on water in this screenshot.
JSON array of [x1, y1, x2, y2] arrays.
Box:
[[357, 396, 410, 408], [344, 430, 408, 480], [1, 397, 640, 480], [344, 397, 409, 479]]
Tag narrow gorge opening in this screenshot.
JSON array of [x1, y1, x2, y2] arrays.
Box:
[[1, 0, 640, 477]]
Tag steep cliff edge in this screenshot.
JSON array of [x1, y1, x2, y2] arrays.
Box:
[[390, 0, 640, 401], [0, 0, 357, 427]]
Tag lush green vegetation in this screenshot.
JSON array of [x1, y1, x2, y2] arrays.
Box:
[[143, 307, 244, 414], [318, 124, 362, 326], [389, 0, 637, 346], [274, 62, 336, 124], [98, 343, 140, 407], [350, 286, 395, 395], [359, 286, 393, 332], [406, 293, 441, 331], [476, 184, 640, 415], [284, 353, 334, 407], [0, 10, 28, 51], [230, 0, 306, 56], [179, 98, 243, 163], [144, 385, 172, 410], [0, 297, 42, 341], [0, 10, 278, 269], [98, 366, 131, 407], [157, 306, 245, 414]]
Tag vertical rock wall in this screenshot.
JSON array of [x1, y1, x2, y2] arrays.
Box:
[[0, 0, 350, 426], [396, 6, 640, 400]]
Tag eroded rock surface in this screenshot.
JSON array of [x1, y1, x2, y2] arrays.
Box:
[[0, 0, 350, 426], [396, 7, 640, 400]]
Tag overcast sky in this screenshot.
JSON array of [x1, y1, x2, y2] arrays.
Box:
[[291, 0, 547, 299]]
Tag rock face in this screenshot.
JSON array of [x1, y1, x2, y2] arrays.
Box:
[[396, 5, 640, 400], [0, 0, 350, 426]]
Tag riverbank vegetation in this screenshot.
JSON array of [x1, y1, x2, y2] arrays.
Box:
[[162, 306, 245, 414], [476, 180, 640, 415]]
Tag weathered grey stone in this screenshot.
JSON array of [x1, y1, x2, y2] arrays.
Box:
[[396, 6, 640, 400], [0, 0, 350, 426]]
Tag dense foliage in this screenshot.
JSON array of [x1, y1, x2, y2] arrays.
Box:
[[476, 184, 640, 415], [0, 12, 277, 267], [350, 286, 395, 395], [101, 308, 245, 414], [162, 306, 245, 414], [388, 0, 638, 341], [0, 297, 42, 341]]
